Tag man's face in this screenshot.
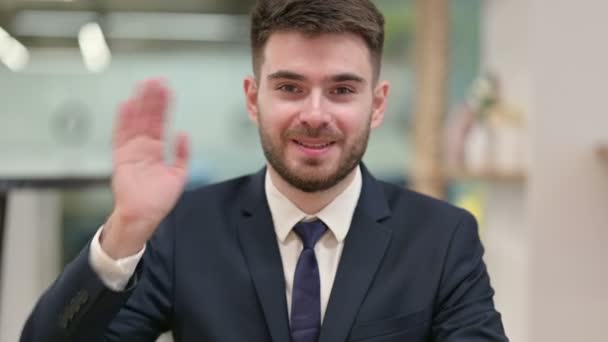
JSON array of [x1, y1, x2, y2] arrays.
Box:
[[244, 31, 389, 193]]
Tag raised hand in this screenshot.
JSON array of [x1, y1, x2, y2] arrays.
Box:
[[101, 79, 190, 258]]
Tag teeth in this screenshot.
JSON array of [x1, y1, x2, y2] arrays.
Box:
[[296, 140, 332, 149]]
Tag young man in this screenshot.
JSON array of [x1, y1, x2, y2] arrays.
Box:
[[21, 0, 508, 341]]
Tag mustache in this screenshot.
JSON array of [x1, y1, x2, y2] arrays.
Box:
[[284, 125, 343, 141]]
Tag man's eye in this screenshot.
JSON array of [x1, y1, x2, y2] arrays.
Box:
[[332, 87, 355, 95], [278, 84, 301, 93]]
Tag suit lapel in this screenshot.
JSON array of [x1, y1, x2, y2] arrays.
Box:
[[237, 169, 291, 342], [319, 165, 393, 342], [236, 165, 392, 342]]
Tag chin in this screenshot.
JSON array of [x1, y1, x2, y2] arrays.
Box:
[[291, 157, 335, 173], [284, 163, 349, 193]]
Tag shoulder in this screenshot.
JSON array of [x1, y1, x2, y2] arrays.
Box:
[[185, 174, 252, 199], [377, 180, 476, 237], [174, 173, 254, 213], [379, 181, 469, 217]]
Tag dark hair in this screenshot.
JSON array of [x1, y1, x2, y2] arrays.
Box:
[[250, 0, 385, 79]]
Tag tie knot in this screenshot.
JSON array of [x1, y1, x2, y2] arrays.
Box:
[[293, 219, 327, 249]]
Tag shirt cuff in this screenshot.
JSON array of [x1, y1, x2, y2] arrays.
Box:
[[88, 225, 146, 291]]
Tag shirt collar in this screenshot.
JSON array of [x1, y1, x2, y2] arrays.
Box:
[[265, 166, 362, 243]]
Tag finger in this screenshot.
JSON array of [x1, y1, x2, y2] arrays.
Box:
[[147, 83, 170, 140], [131, 81, 149, 136], [172, 132, 190, 172], [136, 78, 169, 140], [113, 99, 137, 147]]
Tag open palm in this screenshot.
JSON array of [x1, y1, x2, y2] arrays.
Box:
[[111, 80, 190, 237]]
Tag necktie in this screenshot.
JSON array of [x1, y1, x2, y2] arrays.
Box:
[[290, 219, 327, 342]]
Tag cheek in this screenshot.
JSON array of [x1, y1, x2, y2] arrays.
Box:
[[331, 105, 372, 137], [272, 101, 302, 120], [260, 103, 303, 136], [258, 92, 291, 123], [258, 107, 293, 139]]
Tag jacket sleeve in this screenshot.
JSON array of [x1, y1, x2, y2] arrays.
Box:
[[20, 212, 176, 342], [431, 210, 509, 341]]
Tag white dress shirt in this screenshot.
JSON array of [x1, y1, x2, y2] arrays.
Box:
[[89, 166, 362, 322], [266, 166, 361, 322], [89, 227, 146, 291]]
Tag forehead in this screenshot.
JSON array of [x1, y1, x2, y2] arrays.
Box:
[[260, 31, 374, 81]]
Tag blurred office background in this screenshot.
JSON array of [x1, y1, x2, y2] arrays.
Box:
[[0, 0, 606, 341]]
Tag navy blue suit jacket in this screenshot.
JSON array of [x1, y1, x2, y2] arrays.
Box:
[[21, 165, 508, 341]]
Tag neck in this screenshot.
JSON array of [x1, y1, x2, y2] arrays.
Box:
[[267, 165, 358, 215]]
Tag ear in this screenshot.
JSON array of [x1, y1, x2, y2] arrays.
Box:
[[244, 76, 259, 125], [370, 80, 390, 129]]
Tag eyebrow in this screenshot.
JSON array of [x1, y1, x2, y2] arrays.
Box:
[[268, 70, 306, 81], [267, 70, 366, 84], [330, 73, 366, 84]]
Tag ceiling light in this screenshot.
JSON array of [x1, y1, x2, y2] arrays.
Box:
[[78, 22, 111, 73], [0, 26, 29, 71]]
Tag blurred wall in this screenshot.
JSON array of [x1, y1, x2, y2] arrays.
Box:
[[0, 45, 259, 178], [483, 0, 608, 341], [480, 0, 531, 340], [527, 0, 608, 340]]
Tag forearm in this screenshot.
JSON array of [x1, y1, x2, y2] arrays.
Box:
[[20, 243, 137, 342]]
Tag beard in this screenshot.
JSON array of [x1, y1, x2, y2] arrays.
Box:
[[258, 112, 371, 193]]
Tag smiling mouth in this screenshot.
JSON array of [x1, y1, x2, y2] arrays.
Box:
[[293, 139, 336, 149]]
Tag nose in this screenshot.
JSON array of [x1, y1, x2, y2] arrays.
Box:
[[298, 89, 330, 128]]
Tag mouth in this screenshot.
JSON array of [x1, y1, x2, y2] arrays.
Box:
[[291, 139, 337, 158], [292, 139, 336, 149]]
